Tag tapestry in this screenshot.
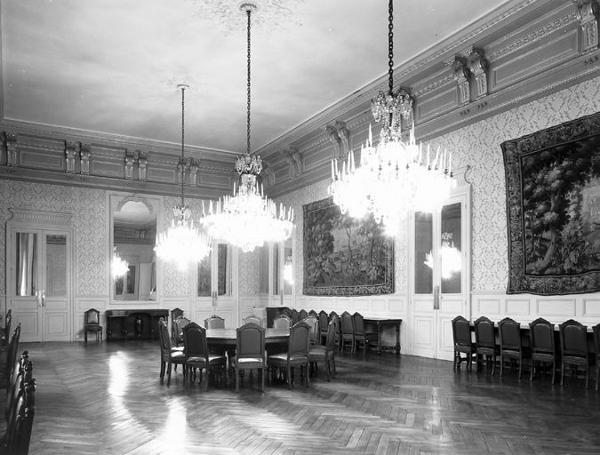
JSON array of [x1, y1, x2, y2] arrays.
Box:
[[303, 197, 394, 296], [502, 111, 600, 294]]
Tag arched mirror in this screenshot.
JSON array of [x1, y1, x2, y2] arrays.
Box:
[[110, 194, 158, 301]]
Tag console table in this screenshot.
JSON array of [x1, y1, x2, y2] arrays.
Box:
[[106, 309, 168, 341], [363, 317, 402, 355]]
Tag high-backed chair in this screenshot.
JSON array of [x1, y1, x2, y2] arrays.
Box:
[[171, 316, 191, 352], [451, 316, 475, 371], [1, 325, 21, 390], [4, 355, 35, 455], [474, 316, 497, 374], [559, 319, 591, 387], [340, 312, 355, 353], [1, 309, 12, 345], [593, 323, 600, 391], [242, 315, 263, 327], [290, 309, 299, 325], [170, 308, 184, 345], [83, 308, 102, 343], [204, 315, 225, 329], [158, 319, 186, 385], [268, 321, 310, 389], [308, 310, 318, 319], [329, 312, 340, 350], [498, 317, 529, 379], [273, 314, 292, 330], [170, 307, 184, 321], [298, 309, 308, 321], [302, 315, 319, 345], [352, 312, 368, 356], [234, 323, 266, 392], [183, 322, 227, 388], [308, 320, 337, 381], [529, 318, 557, 383], [318, 311, 328, 345]]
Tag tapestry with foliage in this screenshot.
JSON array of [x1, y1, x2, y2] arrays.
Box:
[[303, 197, 394, 296], [502, 111, 600, 295]]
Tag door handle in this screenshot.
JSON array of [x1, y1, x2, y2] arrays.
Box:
[[433, 285, 440, 310], [41, 290, 46, 307]]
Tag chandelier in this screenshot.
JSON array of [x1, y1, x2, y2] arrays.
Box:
[[328, 0, 454, 235], [200, 3, 294, 253], [111, 247, 128, 279], [155, 84, 211, 271], [424, 232, 462, 279]]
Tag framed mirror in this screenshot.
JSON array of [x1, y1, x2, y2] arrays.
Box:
[[110, 194, 158, 301]]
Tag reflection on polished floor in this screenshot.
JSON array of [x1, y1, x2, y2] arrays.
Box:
[[22, 341, 600, 455]]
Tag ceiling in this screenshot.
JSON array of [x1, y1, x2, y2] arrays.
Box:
[[0, 0, 510, 158]]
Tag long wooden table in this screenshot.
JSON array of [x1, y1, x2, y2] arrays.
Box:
[[206, 328, 289, 346]]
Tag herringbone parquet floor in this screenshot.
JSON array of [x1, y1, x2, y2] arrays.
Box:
[[13, 341, 600, 455]]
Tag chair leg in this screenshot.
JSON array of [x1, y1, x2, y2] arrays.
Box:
[[551, 360, 555, 385], [287, 364, 292, 389], [261, 367, 265, 392], [530, 360, 534, 382], [84, 330, 88, 343], [235, 366, 240, 392], [167, 363, 173, 386], [453, 351, 457, 371], [595, 365, 599, 392], [500, 354, 503, 377], [160, 360, 166, 382], [305, 362, 310, 387], [561, 361, 565, 386]]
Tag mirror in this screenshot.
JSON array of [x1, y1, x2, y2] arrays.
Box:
[[283, 238, 293, 295], [111, 195, 157, 301]]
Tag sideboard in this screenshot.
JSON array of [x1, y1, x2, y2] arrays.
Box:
[[106, 309, 168, 341]]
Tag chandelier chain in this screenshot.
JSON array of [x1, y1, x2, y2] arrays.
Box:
[[246, 8, 252, 156], [180, 85, 186, 206], [387, 0, 394, 95]]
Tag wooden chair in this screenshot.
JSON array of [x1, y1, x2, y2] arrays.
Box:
[[268, 321, 310, 389], [83, 308, 102, 343], [498, 317, 529, 379], [242, 315, 263, 327], [273, 314, 292, 330], [529, 318, 557, 383], [183, 322, 227, 388], [329, 313, 340, 351], [290, 309, 299, 324], [158, 318, 186, 385], [1, 309, 12, 345], [593, 323, 600, 391], [172, 316, 191, 349], [473, 316, 498, 374], [298, 309, 308, 321], [234, 323, 266, 392], [1, 325, 21, 390], [308, 320, 337, 381], [559, 319, 591, 387], [318, 311, 329, 345], [3, 354, 35, 455], [170, 308, 184, 321], [308, 310, 318, 319], [340, 311, 355, 352], [352, 312, 368, 356], [302, 315, 319, 345], [452, 316, 475, 371], [204, 315, 225, 329]]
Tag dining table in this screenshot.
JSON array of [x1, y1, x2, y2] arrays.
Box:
[[205, 328, 290, 346]]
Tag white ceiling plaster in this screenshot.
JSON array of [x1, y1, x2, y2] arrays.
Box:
[[1, 0, 510, 155]]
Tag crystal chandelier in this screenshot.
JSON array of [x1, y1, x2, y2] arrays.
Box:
[[328, 0, 454, 235], [155, 84, 211, 271], [111, 247, 128, 279], [424, 232, 462, 279], [200, 3, 294, 253]]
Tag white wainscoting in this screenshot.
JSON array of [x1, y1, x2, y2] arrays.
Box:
[[472, 291, 600, 326]]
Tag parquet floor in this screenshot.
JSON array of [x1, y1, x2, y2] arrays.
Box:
[[14, 341, 600, 455]]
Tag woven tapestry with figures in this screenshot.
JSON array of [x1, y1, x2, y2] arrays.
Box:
[[502, 111, 600, 295], [303, 197, 394, 296]]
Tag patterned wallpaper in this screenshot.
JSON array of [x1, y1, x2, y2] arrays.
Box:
[[277, 75, 600, 295]]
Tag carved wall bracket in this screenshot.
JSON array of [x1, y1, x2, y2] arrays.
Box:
[[325, 124, 343, 160], [468, 48, 489, 99], [2, 132, 18, 166], [138, 151, 148, 181], [284, 147, 303, 179], [575, 0, 600, 52], [453, 56, 472, 105], [187, 158, 198, 185], [125, 150, 136, 180], [80, 144, 91, 175], [65, 141, 80, 173]]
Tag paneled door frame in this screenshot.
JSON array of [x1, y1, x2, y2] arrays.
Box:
[[408, 184, 471, 360], [6, 208, 73, 342]]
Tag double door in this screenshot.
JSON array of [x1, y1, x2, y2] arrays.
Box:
[[410, 186, 470, 360], [7, 224, 72, 342]]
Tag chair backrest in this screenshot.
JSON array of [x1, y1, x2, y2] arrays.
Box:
[[290, 309, 299, 324], [288, 322, 310, 359], [242, 315, 263, 327], [183, 322, 209, 360], [236, 323, 265, 360], [172, 316, 191, 346], [329, 313, 340, 343], [6, 374, 35, 455], [498, 317, 521, 351], [273, 314, 292, 330], [158, 319, 172, 356], [308, 309, 318, 318], [451, 316, 471, 347], [302, 315, 319, 344], [594, 324, 600, 360], [298, 309, 308, 320], [5, 308, 12, 333], [341, 312, 354, 335], [84, 308, 100, 325], [529, 317, 555, 354], [559, 319, 588, 358], [171, 308, 184, 321], [204, 315, 225, 329], [353, 312, 365, 336], [325, 321, 337, 351], [318, 311, 328, 333], [7, 325, 22, 377], [473, 316, 495, 349]]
